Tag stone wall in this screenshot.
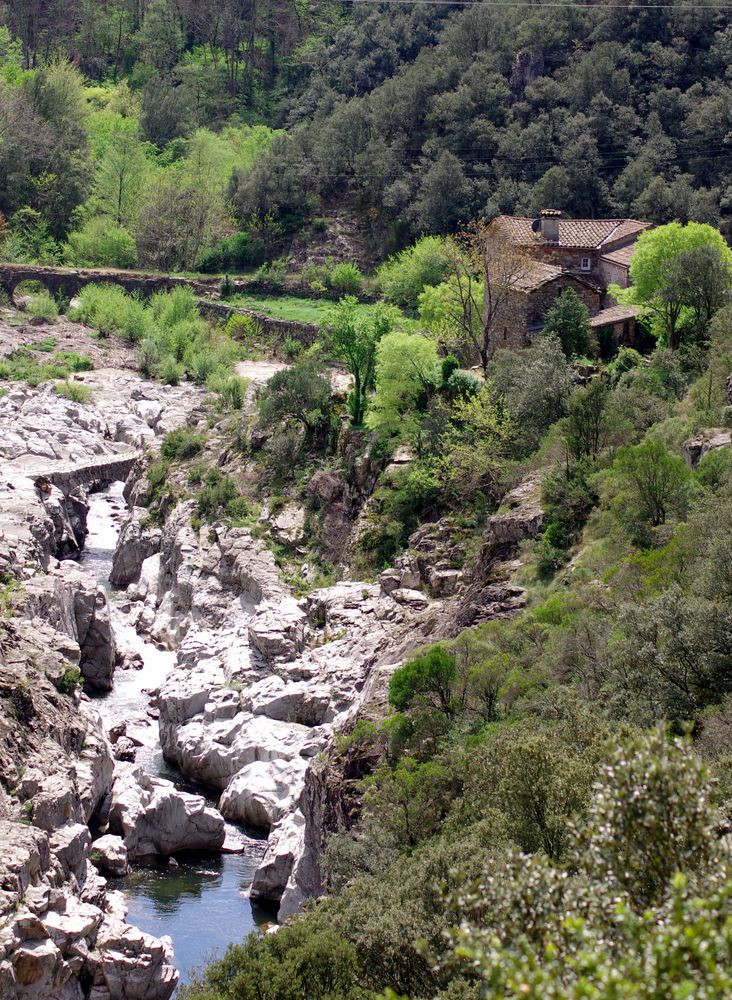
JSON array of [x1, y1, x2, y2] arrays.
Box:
[[197, 300, 321, 348], [0, 263, 218, 304]]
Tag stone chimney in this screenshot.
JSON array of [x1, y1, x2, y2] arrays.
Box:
[[540, 208, 562, 243]]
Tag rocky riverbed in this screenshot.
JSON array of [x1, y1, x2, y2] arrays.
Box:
[[0, 361, 537, 998]]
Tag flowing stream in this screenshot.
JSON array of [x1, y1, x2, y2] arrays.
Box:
[[83, 483, 273, 990]]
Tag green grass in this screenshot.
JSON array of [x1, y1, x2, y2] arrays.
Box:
[[55, 380, 93, 403], [0, 348, 95, 386], [225, 293, 417, 331]]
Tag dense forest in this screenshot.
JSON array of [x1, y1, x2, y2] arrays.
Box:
[[1, 0, 732, 268]]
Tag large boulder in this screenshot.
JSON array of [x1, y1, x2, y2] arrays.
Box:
[[110, 512, 161, 587], [219, 758, 308, 829], [91, 835, 129, 878], [108, 765, 225, 859], [250, 810, 305, 900], [23, 562, 116, 692], [248, 598, 307, 661]]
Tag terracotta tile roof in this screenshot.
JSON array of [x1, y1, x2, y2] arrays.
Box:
[[601, 245, 636, 268], [509, 261, 602, 294], [509, 260, 563, 291], [589, 304, 642, 327], [494, 216, 651, 250]]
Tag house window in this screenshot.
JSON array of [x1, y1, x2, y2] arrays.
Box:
[[580, 256, 591, 271]]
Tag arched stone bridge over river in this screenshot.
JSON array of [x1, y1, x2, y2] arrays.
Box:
[[0, 262, 321, 345], [0, 262, 218, 302], [29, 449, 142, 494]]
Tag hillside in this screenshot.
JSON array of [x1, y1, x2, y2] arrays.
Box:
[[1, 2, 732, 999]]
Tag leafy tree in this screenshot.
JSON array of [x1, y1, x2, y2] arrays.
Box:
[[490, 334, 574, 454], [562, 379, 612, 462], [365, 331, 438, 439], [618, 222, 732, 349], [375, 237, 452, 313], [437, 383, 512, 503], [257, 357, 332, 436], [661, 243, 732, 336], [541, 288, 595, 358], [389, 647, 459, 716], [614, 438, 691, 529], [322, 297, 390, 427], [91, 118, 149, 228]]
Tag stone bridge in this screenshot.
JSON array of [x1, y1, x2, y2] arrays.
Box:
[[0, 263, 220, 303], [30, 449, 143, 494]]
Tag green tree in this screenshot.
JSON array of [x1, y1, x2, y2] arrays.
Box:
[[562, 379, 611, 461], [257, 357, 332, 436], [541, 287, 595, 358], [389, 646, 459, 716], [618, 221, 732, 349], [92, 118, 149, 228], [614, 439, 691, 528], [365, 330, 438, 439], [323, 297, 391, 427], [375, 237, 452, 313]]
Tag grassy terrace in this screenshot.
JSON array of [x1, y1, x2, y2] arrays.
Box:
[[225, 293, 418, 330]]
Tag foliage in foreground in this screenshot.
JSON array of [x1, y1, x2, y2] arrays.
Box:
[[179, 728, 732, 1000]]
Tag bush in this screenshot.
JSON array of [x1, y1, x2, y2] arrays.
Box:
[[26, 291, 58, 322], [54, 380, 92, 404], [329, 261, 363, 295], [195, 468, 244, 521], [64, 218, 137, 269], [375, 236, 452, 312], [157, 356, 184, 385], [161, 428, 206, 460], [224, 313, 261, 347], [69, 283, 145, 339], [207, 373, 248, 409], [196, 231, 267, 273], [58, 667, 82, 694]]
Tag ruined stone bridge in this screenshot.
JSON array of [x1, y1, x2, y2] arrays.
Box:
[[0, 262, 219, 303], [29, 449, 143, 495]]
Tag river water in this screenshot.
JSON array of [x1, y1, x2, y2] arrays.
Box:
[[83, 483, 273, 990]]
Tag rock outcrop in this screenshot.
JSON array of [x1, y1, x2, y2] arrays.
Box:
[[107, 765, 225, 859], [0, 621, 178, 1000]]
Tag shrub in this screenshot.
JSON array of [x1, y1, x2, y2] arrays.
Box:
[[58, 667, 82, 694], [329, 261, 363, 295], [54, 351, 94, 372], [282, 335, 303, 360], [69, 283, 142, 339], [64, 218, 137, 269], [157, 356, 184, 385], [389, 646, 459, 715], [150, 286, 198, 330], [207, 373, 248, 409], [137, 338, 162, 378], [375, 236, 452, 312], [224, 312, 261, 346], [196, 469, 243, 521], [143, 458, 170, 506], [26, 291, 58, 322], [161, 428, 206, 461], [196, 231, 266, 273], [54, 380, 92, 404]]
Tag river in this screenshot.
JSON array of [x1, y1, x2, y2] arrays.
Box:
[[83, 483, 273, 990]]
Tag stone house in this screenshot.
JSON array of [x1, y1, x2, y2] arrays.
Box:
[[485, 210, 652, 353]]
